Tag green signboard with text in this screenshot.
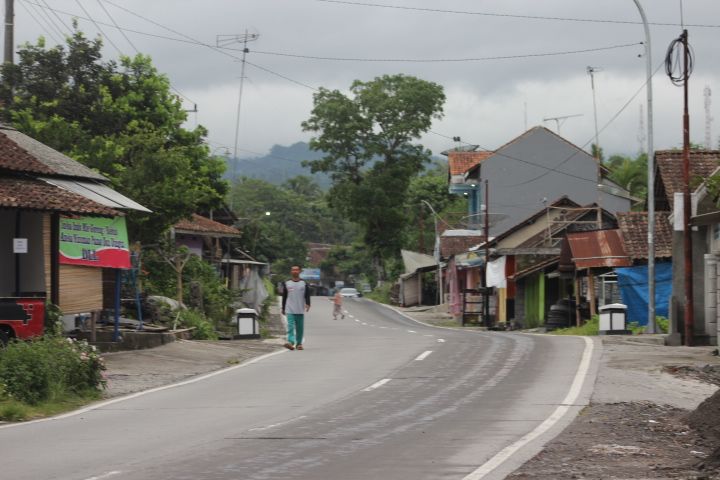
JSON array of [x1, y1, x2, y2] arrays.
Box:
[[59, 216, 131, 268]]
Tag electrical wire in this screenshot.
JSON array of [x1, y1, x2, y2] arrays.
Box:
[[74, 0, 122, 55], [664, 32, 693, 86], [96, 0, 140, 54], [40, 0, 72, 34], [431, 60, 665, 189], [17, 0, 63, 45], [22, 0, 66, 40], [221, 42, 641, 63], [315, 0, 720, 29]]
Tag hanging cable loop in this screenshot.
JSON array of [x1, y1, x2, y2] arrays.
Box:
[[665, 31, 693, 86]]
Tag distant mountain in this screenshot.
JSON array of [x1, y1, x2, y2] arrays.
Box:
[[224, 141, 447, 188], [225, 142, 331, 188]]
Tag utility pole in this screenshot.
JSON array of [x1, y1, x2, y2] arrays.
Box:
[[4, 0, 13, 64], [217, 31, 260, 187], [587, 66, 603, 228], [542, 114, 583, 136], [484, 179, 490, 327], [681, 30, 694, 346], [705, 86, 713, 149]]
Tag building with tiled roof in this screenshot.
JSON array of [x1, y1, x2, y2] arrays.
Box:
[[654, 149, 720, 211], [0, 124, 148, 325], [616, 211, 673, 260]]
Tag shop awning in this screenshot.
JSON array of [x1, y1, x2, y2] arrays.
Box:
[[40, 177, 151, 212]]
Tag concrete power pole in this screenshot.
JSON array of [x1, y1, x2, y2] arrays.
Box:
[[705, 86, 713, 149], [4, 0, 13, 64]]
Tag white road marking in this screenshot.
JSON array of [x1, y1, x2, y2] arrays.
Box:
[[414, 350, 433, 361], [361, 322, 368, 325], [379, 326, 387, 329], [437, 338, 446, 343], [363, 378, 391, 392], [248, 415, 307, 432], [424, 334, 434, 337], [83, 471, 122, 480], [462, 336, 594, 480], [0, 349, 288, 430], [407, 330, 417, 333]]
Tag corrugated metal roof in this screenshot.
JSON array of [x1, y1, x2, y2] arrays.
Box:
[[566, 229, 632, 269]]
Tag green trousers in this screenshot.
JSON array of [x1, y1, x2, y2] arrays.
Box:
[[286, 313, 305, 345]]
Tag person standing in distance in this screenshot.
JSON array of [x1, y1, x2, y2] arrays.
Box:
[[281, 265, 311, 350]]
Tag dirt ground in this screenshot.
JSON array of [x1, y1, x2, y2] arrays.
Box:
[[509, 361, 720, 479]]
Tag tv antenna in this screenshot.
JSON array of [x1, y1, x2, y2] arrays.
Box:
[[542, 114, 583, 135], [217, 31, 260, 183]]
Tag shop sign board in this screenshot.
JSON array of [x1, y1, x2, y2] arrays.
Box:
[[59, 216, 131, 268], [300, 268, 321, 281], [13, 238, 28, 254]]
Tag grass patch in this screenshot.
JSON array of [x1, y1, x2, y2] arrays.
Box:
[[0, 389, 102, 422], [551, 315, 599, 336]]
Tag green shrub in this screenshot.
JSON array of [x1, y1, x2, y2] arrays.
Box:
[[0, 337, 106, 405], [656, 316, 669, 333], [177, 309, 218, 340], [366, 282, 392, 304], [0, 400, 29, 421]]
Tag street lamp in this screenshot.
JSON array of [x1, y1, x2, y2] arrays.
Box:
[[631, 0, 657, 334], [421, 200, 443, 305]]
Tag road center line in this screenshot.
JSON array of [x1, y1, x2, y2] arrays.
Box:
[[437, 338, 446, 343], [248, 415, 307, 432], [414, 350, 433, 361], [83, 471, 122, 480], [462, 336, 594, 480], [363, 378, 391, 392], [407, 330, 417, 333]]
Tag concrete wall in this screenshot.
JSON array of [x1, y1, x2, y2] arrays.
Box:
[[671, 229, 710, 343], [481, 128, 631, 236]]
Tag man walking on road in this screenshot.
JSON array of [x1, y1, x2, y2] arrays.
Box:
[[281, 265, 311, 350]]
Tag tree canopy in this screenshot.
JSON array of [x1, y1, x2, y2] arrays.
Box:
[[0, 30, 227, 243], [301, 74, 445, 276]]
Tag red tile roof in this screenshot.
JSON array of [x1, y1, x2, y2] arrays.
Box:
[[656, 150, 720, 209], [174, 214, 240, 236], [0, 176, 119, 215], [0, 125, 106, 180], [616, 211, 673, 260], [447, 151, 492, 176], [440, 233, 485, 258]]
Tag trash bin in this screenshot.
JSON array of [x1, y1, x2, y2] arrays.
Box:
[[234, 308, 260, 339], [598, 303, 630, 335]]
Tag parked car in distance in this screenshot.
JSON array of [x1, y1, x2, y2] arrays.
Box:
[[340, 287, 361, 298]]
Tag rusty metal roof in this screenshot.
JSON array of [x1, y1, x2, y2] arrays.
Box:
[[566, 229, 632, 269]]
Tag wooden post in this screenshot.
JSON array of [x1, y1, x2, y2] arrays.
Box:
[[90, 310, 98, 343], [575, 275, 582, 327], [588, 269, 597, 318]]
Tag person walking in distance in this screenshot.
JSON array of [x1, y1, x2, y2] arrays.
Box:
[[331, 290, 344, 320], [281, 265, 311, 350]]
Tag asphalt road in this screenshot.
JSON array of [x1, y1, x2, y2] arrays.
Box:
[[0, 297, 598, 480]]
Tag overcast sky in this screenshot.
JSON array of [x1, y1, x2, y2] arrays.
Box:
[[11, 0, 720, 160]]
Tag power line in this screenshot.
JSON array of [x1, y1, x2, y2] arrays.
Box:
[[428, 61, 664, 188], [221, 41, 641, 63], [22, 0, 66, 40], [74, 0, 122, 55], [315, 0, 720, 29], [96, 0, 140, 53], [17, 0, 62, 44], [39, 0, 72, 34]]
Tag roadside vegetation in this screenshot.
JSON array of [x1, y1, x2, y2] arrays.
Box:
[[0, 334, 107, 421], [552, 315, 670, 336]]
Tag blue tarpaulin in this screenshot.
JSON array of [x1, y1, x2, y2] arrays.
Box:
[[615, 262, 672, 326]]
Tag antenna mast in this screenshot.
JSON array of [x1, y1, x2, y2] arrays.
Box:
[[542, 114, 583, 135], [705, 85, 713, 149], [217, 31, 260, 185]]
